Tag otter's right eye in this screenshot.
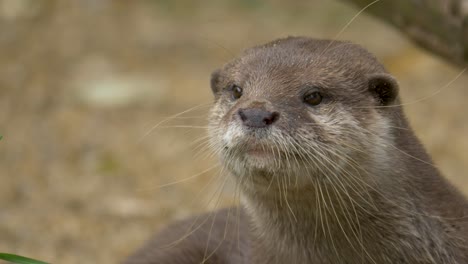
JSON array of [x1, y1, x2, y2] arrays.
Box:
[[304, 91, 322, 106], [231, 85, 243, 100]]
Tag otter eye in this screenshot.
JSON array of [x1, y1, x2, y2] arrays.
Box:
[[231, 85, 243, 100], [304, 91, 322, 106]]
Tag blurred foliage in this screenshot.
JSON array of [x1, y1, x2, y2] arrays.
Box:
[[0, 253, 49, 264]]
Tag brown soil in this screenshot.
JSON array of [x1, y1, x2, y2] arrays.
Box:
[[0, 1, 467, 263]]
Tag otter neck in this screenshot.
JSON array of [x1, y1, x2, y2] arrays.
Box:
[[237, 168, 403, 263]]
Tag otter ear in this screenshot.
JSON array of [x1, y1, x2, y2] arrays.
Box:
[[367, 73, 399, 106], [210, 69, 222, 95]]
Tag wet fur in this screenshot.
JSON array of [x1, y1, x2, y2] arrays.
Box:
[[124, 37, 468, 263]]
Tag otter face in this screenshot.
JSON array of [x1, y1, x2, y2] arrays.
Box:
[[208, 37, 399, 189]]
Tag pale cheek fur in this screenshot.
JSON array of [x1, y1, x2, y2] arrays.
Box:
[[310, 109, 365, 168], [222, 123, 243, 148], [366, 117, 395, 171]]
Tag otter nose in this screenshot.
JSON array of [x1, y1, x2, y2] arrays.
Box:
[[238, 108, 279, 128]]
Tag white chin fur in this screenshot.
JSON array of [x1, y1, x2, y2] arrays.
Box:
[[221, 123, 278, 170]]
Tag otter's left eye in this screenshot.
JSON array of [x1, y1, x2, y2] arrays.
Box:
[[304, 91, 323, 106], [231, 85, 243, 100]]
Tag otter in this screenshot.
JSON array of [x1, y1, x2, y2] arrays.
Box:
[[124, 37, 468, 264]]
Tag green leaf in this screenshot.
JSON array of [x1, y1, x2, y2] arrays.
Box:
[[0, 253, 49, 264]]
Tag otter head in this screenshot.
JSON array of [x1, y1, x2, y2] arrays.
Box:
[[208, 37, 400, 192]]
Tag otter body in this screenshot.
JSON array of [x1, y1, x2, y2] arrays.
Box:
[[125, 37, 468, 264]]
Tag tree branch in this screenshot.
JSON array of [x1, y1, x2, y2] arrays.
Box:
[[341, 0, 468, 66]]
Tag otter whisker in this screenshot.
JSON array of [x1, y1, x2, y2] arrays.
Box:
[[322, 176, 367, 263], [316, 148, 377, 263], [158, 125, 210, 129], [282, 174, 298, 223], [318, 181, 341, 262], [146, 165, 219, 190], [138, 103, 212, 143], [158, 166, 226, 250], [201, 167, 233, 263]]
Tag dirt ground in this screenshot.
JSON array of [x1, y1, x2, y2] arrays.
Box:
[[0, 0, 467, 263]]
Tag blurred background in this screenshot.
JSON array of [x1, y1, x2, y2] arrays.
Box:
[[0, 0, 467, 263]]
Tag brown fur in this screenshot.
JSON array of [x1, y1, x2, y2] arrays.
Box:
[[124, 208, 249, 264], [124, 37, 468, 264]]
